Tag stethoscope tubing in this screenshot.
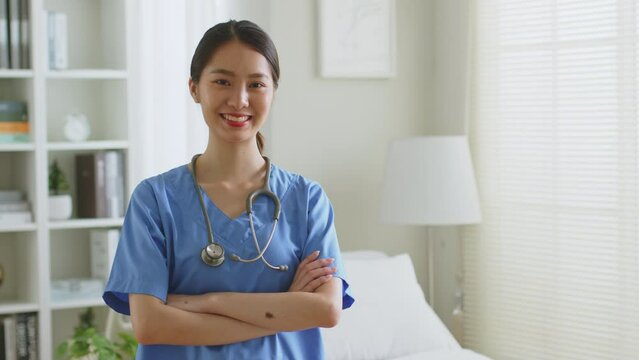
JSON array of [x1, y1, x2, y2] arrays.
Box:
[[190, 154, 287, 271]]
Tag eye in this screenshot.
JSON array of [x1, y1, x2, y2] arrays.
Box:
[[213, 79, 230, 86], [249, 82, 266, 89]]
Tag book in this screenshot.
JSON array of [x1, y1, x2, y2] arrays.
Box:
[[0, 101, 28, 143], [0, 201, 29, 212], [0, 134, 28, 143], [90, 229, 119, 280], [0, 122, 28, 133], [3, 316, 16, 360], [47, 11, 66, 70], [0, 101, 27, 122], [76, 152, 106, 218], [18, 0, 27, 69], [104, 150, 125, 218], [0, 318, 5, 360], [0, 210, 31, 224], [0, 191, 22, 202], [25, 314, 35, 360], [51, 278, 103, 302], [14, 315, 25, 360], [0, 0, 8, 68], [7, 0, 19, 69]]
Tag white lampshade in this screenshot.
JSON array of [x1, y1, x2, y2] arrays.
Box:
[[380, 136, 481, 225]]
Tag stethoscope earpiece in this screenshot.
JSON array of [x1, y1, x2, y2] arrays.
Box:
[[191, 154, 288, 271]]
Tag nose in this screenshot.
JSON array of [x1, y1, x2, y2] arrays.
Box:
[[227, 84, 249, 109]]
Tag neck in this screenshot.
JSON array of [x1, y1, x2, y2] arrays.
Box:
[[194, 140, 265, 184]]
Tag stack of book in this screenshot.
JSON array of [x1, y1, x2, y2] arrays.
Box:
[[0, 0, 30, 69], [90, 228, 119, 281], [76, 151, 125, 218], [50, 278, 104, 303], [1, 312, 37, 360], [0, 190, 32, 225], [0, 101, 28, 143]]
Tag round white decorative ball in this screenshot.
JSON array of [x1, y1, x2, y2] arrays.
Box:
[[63, 112, 90, 142]]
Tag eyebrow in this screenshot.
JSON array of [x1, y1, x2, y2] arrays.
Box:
[[208, 68, 270, 79]]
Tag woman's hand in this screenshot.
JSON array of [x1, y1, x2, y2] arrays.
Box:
[[288, 250, 337, 292]]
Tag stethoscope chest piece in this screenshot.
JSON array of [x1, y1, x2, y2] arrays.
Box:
[[201, 243, 225, 267]]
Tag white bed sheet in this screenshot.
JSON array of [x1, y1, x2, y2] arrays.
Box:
[[391, 349, 492, 360]]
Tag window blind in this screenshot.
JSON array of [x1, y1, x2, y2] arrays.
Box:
[[462, 0, 639, 359]]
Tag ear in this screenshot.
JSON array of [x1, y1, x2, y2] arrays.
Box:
[[188, 78, 200, 103]]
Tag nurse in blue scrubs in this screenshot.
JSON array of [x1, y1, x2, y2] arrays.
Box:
[[102, 19, 354, 359]]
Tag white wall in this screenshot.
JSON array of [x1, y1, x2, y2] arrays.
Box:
[[268, 0, 471, 339], [268, 0, 434, 297], [431, 0, 471, 340]]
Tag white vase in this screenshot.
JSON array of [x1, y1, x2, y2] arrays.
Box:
[[48, 194, 73, 220], [76, 355, 99, 360]]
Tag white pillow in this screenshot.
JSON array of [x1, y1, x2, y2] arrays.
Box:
[[323, 253, 460, 360]]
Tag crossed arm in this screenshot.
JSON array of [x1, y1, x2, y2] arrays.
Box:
[[130, 251, 342, 346]]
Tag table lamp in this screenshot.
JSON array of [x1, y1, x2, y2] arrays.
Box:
[[380, 135, 481, 306]]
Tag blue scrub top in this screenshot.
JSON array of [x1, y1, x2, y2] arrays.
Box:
[[103, 162, 354, 360]]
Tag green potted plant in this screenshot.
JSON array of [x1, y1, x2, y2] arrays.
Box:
[[56, 308, 137, 360], [48, 160, 73, 220]]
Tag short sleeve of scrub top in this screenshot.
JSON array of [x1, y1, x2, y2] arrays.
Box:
[[303, 181, 354, 309], [103, 180, 169, 314], [102, 163, 354, 359]]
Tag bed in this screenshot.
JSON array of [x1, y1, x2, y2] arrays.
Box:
[[321, 251, 491, 360]]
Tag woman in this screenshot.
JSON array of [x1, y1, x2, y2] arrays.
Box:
[[103, 20, 354, 359]]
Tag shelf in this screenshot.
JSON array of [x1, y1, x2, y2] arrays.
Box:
[[50, 296, 105, 311], [0, 223, 37, 233], [48, 218, 124, 230], [46, 69, 127, 80], [0, 70, 34, 79], [0, 143, 35, 152], [0, 301, 39, 315], [47, 141, 128, 151]]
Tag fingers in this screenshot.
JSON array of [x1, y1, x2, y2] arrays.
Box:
[[292, 251, 321, 284], [298, 264, 336, 289], [288, 251, 340, 292], [302, 274, 335, 292], [304, 256, 335, 272], [299, 250, 320, 268]]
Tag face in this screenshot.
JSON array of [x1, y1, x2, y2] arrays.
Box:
[[189, 41, 275, 147]]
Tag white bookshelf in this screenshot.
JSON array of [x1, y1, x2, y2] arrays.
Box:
[[0, 0, 136, 358], [0, 223, 38, 233], [0, 143, 36, 151], [50, 296, 104, 311], [46, 69, 128, 79], [48, 217, 124, 230], [0, 302, 40, 315], [46, 140, 129, 151], [0, 70, 34, 78]]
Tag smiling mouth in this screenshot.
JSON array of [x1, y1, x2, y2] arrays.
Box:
[[221, 114, 252, 122], [220, 113, 252, 128]]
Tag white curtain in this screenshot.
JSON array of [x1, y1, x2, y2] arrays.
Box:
[[463, 0, 639, 359], [129, 0, 271, 183]]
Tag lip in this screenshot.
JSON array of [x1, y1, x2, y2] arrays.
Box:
[[220, 113, 252, 128]]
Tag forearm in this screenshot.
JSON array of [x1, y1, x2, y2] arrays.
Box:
[[213, 291, 336, 331], [170, 279, 342, 332], [130, 294, 276, 346]]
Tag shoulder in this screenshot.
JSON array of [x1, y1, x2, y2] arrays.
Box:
[[130, 164, 191, 203], [270, 163, 330, 204]]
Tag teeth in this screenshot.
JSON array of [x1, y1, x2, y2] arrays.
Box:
[[222, 114, 250, 122]]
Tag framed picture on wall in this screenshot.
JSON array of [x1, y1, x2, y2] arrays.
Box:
[[318, 0, 396, 78]]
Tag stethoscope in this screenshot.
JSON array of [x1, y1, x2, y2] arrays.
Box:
[[190, 154, 289, 271]]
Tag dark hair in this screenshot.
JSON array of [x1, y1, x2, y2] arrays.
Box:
[[190, 20, 279, 155]]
